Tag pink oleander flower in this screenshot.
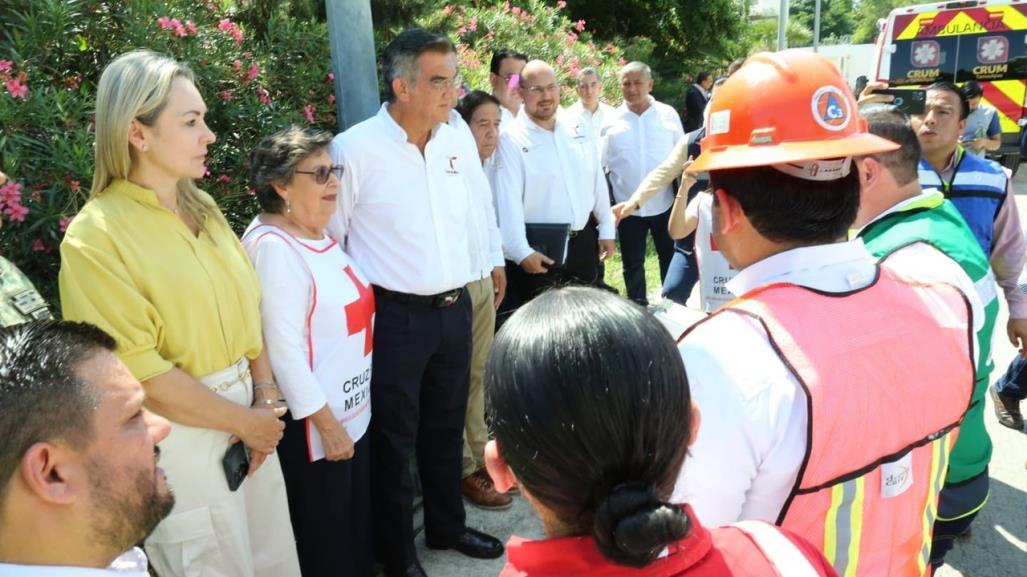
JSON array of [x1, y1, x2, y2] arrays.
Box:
[[218, 19, 244, 44], [511, 6, 522, 16], [32, 239, 45, 252], [327, 93, 336, 105], [303, 104, 315, 124], [0, 181, 22, 203], [5, 78, 28, 99], [217, 18, 233, 31], [0, 60, 11, 74], [468, 16, 478, 32], [327, 72, 335, 82], [458, 26, 467, 36], [217, 174, 231, 184], [172, 19, 187, 37], [59, 215, 74, 233], [442, 5, 454, 16], [557, 0, 567, 8], [219, 90, 234, 102], [257, 86, 271, 105], [246, 63, 260, 83], [4, 204, 28, 222], [186, 21, 198, 35], [157, 16, 173, 30], [68, 179, 80, 194], [232, 59, 243, 72], [575, 19, 586, 32]]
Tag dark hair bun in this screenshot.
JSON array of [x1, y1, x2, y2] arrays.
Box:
[[592, 482, 691, 568]]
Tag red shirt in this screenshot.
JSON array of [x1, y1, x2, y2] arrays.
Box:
[[498, 506, 838, 577]]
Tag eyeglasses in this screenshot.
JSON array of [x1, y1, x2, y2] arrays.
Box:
[[295, 164, 344, 184], [428, 74, 463, 91], [525, 83, 559, 95]]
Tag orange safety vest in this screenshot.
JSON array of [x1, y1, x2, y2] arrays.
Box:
[[715, 264, 974, 577]]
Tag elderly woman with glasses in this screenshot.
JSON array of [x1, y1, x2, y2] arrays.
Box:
[[241, 125, 374, 577]]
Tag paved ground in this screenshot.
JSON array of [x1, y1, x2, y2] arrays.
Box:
[[419, 173, 1027, 576]]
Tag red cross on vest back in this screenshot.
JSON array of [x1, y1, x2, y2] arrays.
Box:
[[343, 266, 374, 356]]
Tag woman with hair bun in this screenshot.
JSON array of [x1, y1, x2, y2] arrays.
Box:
[[483, 287, 838, 576]]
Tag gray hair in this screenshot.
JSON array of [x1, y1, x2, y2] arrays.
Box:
[[577, 67, 600, 82], [382, 28, 456, 103], [248, 126, 334, 214], [618, 61, 652, 81]]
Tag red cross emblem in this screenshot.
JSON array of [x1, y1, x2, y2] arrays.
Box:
[[343, 266, 374, 356]]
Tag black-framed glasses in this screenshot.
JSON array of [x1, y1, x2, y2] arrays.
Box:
[[295, 164, 344, 184]]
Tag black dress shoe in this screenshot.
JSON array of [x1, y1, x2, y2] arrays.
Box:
[[384, 561, 428, 577], [425, 527, 504, 559]]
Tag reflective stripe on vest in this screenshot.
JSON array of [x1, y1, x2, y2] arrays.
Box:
[[918, 153, 1006, 255], [717, 265, 974, 577], [733, 520, 821, 577]]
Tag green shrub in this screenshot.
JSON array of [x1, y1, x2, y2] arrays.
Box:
[[0, 0, 336, 308]]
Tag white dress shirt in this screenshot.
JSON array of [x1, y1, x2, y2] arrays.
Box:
[[499, 106, 515, 131], [328, 103, 491, 295], [491, 112, 615, 264], [562, 100, 615, 146], [673, 238, 982, 527], [601, 96, 684, 217], [0, 548, 150, 576], [448, 109, 505, 280]]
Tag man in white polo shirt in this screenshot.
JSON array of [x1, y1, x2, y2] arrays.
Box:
[[328, 28, 503, 577], [491, 60, 616, 306], [601, 61, 683, 304]]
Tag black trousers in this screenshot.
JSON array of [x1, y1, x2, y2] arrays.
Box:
[[506, 222, 600, 305], [370, 294, 472, 572], [278, 417, 372, 577], [618, 207, 675, 305]]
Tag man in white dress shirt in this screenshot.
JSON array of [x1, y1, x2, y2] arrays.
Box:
[[491, 60, 617, 306], [601, 61, 683, 304], [563, 67, 615, 147], [328, 29, 503, 577], [0, 320, 173, 577], [489, 48, 527, 131]]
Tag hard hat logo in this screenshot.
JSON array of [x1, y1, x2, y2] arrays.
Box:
[[811, 86, 851, 132]]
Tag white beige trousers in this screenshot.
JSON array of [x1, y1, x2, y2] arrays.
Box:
[[145, 358, 302, 577]]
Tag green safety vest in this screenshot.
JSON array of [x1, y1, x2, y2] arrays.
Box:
[[0, 255, 52, 328], [858, 192, 996, 489]]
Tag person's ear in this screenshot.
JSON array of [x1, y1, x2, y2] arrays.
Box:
[[713, 188, 743, 235], [856, 156, 881, 191], [19, 442, 81, 505], [687, 401, 702, 447], [392, 76, 411, 103], [271, 180, 290, 202], [484, 440, 517, 494], [127, 120, 149, 154]]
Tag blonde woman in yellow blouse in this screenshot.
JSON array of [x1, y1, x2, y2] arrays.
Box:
[[59, 50, 301, 577]]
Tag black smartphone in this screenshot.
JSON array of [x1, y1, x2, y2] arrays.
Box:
[[872, 88, 927, 116], [222, 442, 250, 492]]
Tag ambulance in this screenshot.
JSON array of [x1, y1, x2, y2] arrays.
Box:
[[873, 0, 1027, 173]]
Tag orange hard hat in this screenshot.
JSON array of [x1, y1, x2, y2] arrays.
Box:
[[688, 49, 899, 174]]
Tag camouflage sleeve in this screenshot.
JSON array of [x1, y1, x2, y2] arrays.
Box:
[[0, 256, 52, 328]]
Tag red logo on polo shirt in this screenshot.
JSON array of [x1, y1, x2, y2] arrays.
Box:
[[446, 156, 460, 175], [343, 266, 374, 356]]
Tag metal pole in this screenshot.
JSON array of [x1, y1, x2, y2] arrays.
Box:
[[326, 0, 380, 131], [813, 0, 822, 52], [777, 0, 790, 51]]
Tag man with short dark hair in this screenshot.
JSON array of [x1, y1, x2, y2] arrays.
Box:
[[853, 106, 994, 571], [675, 51, 975, 577], [328, 28, 503, 577], [961, 80, 1002, 157], [0, 320, 173, 575], [489, 48, 527, 130], [683, 70, 712, 132]]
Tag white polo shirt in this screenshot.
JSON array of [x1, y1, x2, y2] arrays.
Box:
[[673, 238, 982, 527], [328, 103, 488, 295], [491, 112, 615, 264], [601, 96, 684, 218], [562, 100, 615, 146]]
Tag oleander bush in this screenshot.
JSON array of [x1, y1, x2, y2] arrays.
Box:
[[0, 0, 625, 309], [0, 0, 336, 308]]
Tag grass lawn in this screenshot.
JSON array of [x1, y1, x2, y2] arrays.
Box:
[[601, 236, 664, 300]]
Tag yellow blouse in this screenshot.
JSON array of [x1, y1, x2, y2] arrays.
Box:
[[59, 179, 262, 381]]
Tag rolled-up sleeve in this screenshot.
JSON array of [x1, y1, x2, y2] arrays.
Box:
[[59, 219, 172, 381]]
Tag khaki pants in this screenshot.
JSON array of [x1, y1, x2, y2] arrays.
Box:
[[145, 359, 302, 577], [462, 276, 495, 477]]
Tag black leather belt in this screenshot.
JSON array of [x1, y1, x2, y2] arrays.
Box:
[[569, 228, 581, 238], [372, 285, 463, 308]]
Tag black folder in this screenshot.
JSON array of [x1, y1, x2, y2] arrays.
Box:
[[525, 223, 571, 267]]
